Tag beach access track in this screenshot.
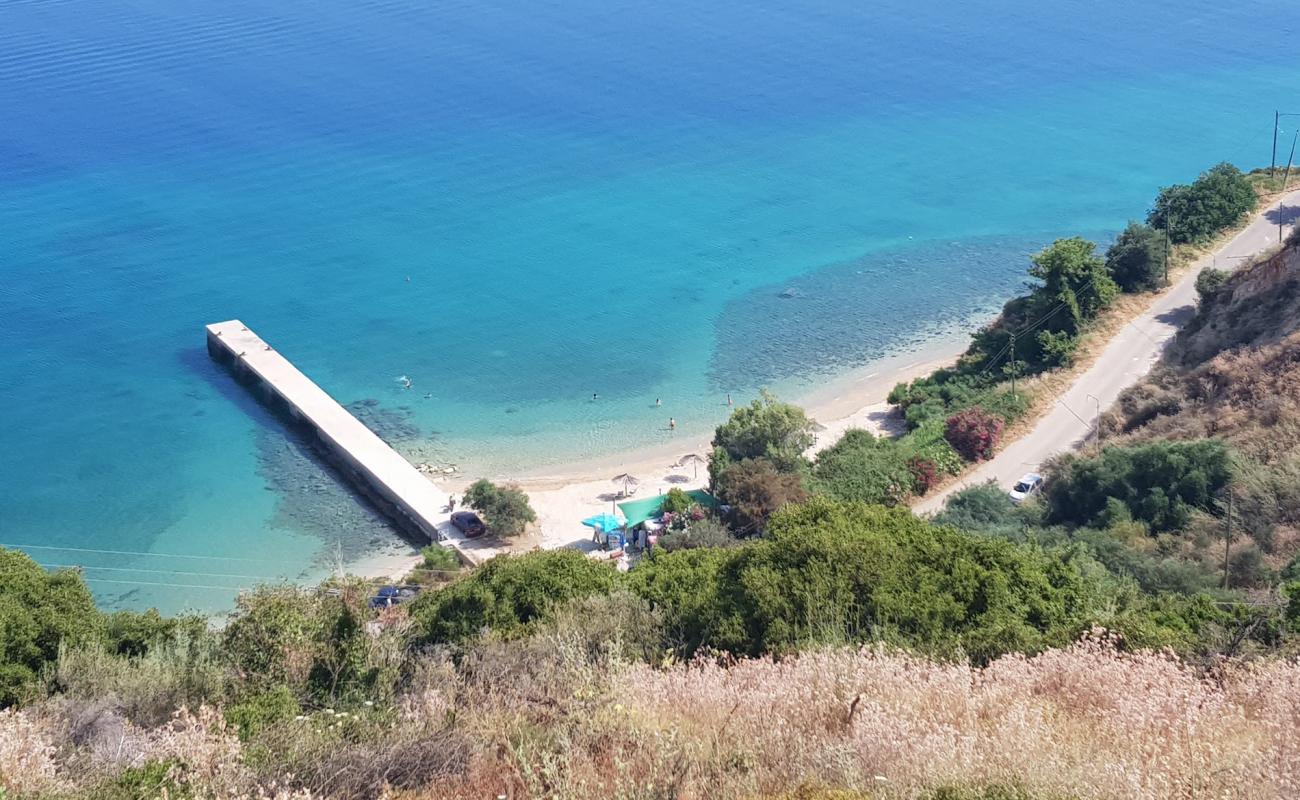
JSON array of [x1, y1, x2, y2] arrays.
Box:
[[206, 320, 483, 566]]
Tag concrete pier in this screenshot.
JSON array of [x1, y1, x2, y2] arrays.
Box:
[[206, 320, 475, 564]]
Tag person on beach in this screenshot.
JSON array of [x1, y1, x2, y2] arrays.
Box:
[[669, 417, 676, 431], [448, 495, 456, 512]]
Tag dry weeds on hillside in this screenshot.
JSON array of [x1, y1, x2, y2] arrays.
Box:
[[9, 633, 1300, 799]]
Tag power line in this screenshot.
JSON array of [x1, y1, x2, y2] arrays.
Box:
[[79, 576, 253, 591], [38, 562, 279, 581], [2, 542, 271, 563]]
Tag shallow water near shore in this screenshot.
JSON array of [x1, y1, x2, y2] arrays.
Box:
[[2, 0, 1299, 613]]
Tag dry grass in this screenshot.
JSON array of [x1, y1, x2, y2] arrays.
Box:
[[394, 631, 1300, 800], [10, 632, 1300, 799]]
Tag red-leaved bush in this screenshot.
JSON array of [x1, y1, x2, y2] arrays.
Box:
[[907, 455, 939, 494], [945, 406, 1005, 461]]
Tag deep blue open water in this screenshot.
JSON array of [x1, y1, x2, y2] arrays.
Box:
[[2, 0, 1298, 612]]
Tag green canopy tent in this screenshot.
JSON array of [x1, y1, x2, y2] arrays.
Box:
[[617, 490, 719, 528]]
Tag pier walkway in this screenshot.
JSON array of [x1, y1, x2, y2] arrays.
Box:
[[206, 320, 487, 566]]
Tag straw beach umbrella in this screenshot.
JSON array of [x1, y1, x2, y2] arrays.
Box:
[[612, 473, 640, 497], [677, 453, 707, 479]]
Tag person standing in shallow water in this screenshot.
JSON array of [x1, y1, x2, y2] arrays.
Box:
[[669, 417, 676, 431]]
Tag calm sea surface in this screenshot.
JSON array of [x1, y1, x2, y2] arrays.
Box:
[[2, 0, 1298, 612]]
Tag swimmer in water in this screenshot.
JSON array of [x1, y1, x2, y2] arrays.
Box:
[[592, 392, 598, 401], [669, 417, 676, 431], [656, 398, 661, 406], [398, 375, 413, 390]]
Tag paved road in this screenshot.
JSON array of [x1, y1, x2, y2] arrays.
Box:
[[913, 189, 1300, 516]]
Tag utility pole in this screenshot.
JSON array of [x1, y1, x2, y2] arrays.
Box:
[[1087, 393, 1101, 453], [1272, 110, 1280, 179], [1283, 129, 1299, 243]]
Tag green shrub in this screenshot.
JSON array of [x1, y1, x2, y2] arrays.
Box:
[[629, 496, 1110, 662], [1044, 440, 1233, 533], [87, 759, 189, 800], [657, 518, 738, 552], [464, 479, 537, 537], [411, 549, 618, 644], [812, 429, 913, 506], [1105, 221, 1166, 292], [0, 547, 102, 707], [899, 418, 966, 475], [1148, 162, 1256, 244], [1029, 237, 1119, 332], [934, 483, 1025, 532], [420, 544, 461, 573], [225, 685, 301, 741], [661, 487, 694, 515], [54, 628, 226, 725], [222, 582, 404, 708], [1195, 267, 1229, 304]]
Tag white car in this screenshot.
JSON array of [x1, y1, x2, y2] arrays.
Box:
[[1008, 473, 1043, 503]]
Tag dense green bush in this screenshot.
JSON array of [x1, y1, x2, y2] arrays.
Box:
[[1148, 162, 1256, 244], [463, 479, 537, 537], [420, 544, 461, 573], [1044, 440, 1233, 533], [1105, 221, 1166, 292], [630, 497, 1110, 662], [709, 390, 815, 478], [1195, 267, 1229, 304], [0, 548, 102, 707], [656, 518, 738, 552], [411, 549, 618, 644], [812, 428, 913, 506], [222, 582, 404, 708], [1030, 237, 1119, 333], [661, 487, 694, 515]]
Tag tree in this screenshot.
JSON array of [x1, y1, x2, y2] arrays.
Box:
[[464, 479, 537, 537], [710, 391, 814, 479], [0, 548, 102, 707], [944, 407, 1004, 462], [812, 429, 913, 506], [1105, 221, 1165, 292], [1195, 268, 1229, 304], [1148, 163, 1256, 244], [1029, 237, 1119, 333], [1043, 440, 1233, 532], [410, 549, 617, 643], [661, 487, 694, 515], [715, 457, 809, 534]]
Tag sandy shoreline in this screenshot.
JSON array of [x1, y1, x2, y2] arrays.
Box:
[[343, 323, 976, 581], [394, 330, 973, 564]]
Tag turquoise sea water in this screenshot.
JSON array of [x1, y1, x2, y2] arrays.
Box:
[[3, 0, 1299, 613]]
